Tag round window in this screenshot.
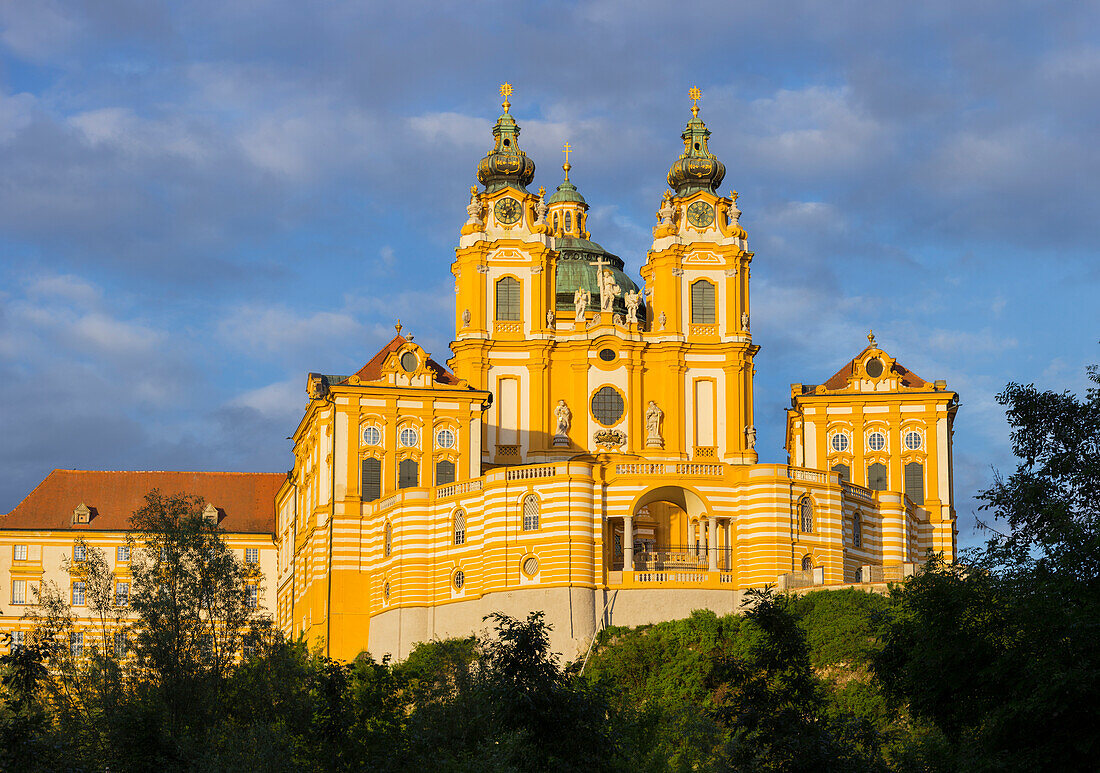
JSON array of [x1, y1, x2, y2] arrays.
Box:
[[363, 426, 381, 446], [868, 432, 886, 452], [400, 428, 418, 447], [865, 357, 884, 378], [522, 556, 540, 576], [905, 431, 923, 450], [400, 351, 418, 372], [453, 570, 465, 590], [591, 386, 625, 426], [436, 428, 455, 448], [831, 433, 849, 453], [598, 348, 616, 362]]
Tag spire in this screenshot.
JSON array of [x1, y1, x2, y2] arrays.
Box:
[[548, 141, 586, 206], [667, 86, 726, 196], [476, 84, 536, 193]]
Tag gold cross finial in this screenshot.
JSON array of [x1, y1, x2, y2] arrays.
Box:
[[562, 141, 572, 181], [867, 330, 876, 347], [500, 83, 512, 112], [689, 86, 701, 116]]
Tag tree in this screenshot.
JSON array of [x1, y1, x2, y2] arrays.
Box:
[[876, 362, 1100, 771]]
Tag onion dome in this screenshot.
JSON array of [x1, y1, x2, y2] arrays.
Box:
[[553, 237, 644, 318], [476, 84, 536, 193], [666, 87, 726, 196]]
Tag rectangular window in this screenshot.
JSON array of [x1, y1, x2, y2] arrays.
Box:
[[245, 547, 259, 564], [113, 631, 128, 657], [117, 545, 130, 562], [13, 545, 27, 561], [10, 631, 25, 651], [361, 458, 382, 502], [73, 543, 86, 561], [905, 462, 925, 505], [435, 459, 455, 486], [246, 585, 258, 609], [868, 463, 888, 491], [72, 581, 85, 606], [690, 281, 716, 324], [11, 580, 26, 605], [398, 458, 419, 489], [495, 277, 521, 321], [115, 582, 130, 606], [70, 632, 84, 658]]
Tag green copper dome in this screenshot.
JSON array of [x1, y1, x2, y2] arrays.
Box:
[[666, 106, 726, 196], [547, 179, 587, 205], [476, 107, 536, 193], [554, 237, 643, 317]]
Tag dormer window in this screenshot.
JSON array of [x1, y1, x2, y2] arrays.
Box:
[[72, 503, 91, 525], [202, 503, 219, 525], [400, 351, 418, 372], [865, 357, 884, 378]]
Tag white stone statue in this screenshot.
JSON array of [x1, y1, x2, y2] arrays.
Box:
[[658, 191, 674, 225], [573, 287, 590, 321], [600, 269, 620, 311], [535, 187, 548, 226], [745, 425, 757, 450], [546, 308, 555, 328], [553, 400, 572, 447], [624, 289, 641, 324], [645, 401, 663, 447], [658, 311, 667, 331], [465, 186, 483, 226], [741, 311, 750, 332], [462, 308, 471, 328]]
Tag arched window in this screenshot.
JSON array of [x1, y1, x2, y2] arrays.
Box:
[[398, 458, 418, 489], [361, 458, 381, 502], [690, 280, 716, 324], [868, 462, 888, 491], [453, 510, 466, 546], [383, 521, 392, 557], [799, 497, 813, 533], [905, 462, 925, 505], [801, 555, 813, 571], [852, 511, 863, 548], [553, 212, 559, 231], [564, 211, 572, 232], [435, 459, 455, 486], [495, 277, 521, 321], [831, 463, 851, 483], [522, 495, 539, 531]]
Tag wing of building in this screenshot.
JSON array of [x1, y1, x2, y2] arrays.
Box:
[[1, 470, 283, 649], [277, 90, 961, 661]]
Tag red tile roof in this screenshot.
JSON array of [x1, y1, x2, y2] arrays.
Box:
[[352, 334, 462, 386], [822, 346, 927, 390], [1, 470, 283, 534]]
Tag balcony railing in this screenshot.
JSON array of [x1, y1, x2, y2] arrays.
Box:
[[611, 544, 732, 572]]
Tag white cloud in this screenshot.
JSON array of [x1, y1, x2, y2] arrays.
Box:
[[229, 378, 302, 419]]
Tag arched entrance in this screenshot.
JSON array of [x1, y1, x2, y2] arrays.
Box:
[[609, 486, 733, 575]]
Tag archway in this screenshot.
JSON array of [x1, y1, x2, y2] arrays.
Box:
[[609, 485, 732, 574]]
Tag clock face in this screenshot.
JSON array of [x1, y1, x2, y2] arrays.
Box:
[[494, 197, 522, 225], [686, 201, 715, 228]]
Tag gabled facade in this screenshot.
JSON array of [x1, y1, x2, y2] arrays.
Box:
[[276, 88, 963, 662]]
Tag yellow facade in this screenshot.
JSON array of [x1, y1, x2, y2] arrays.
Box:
[[279, 89, 960, 662]]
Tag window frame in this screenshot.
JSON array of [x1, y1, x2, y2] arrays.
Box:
[[495, 276, 522, 321], [852, 511, 863, 548], [71, 581, 86, 607], [361, 456, 382, 502], [13, 544, 27, 561], [453, 509, 466, 546], [11, 579, 26, 605], [522, 494, 540, 532], [690, 279, 716, 324], [115, 581, 130, 607], [398, 457, 419, 489], [435, 458, 456, 486], [799, 496, 814, 533]]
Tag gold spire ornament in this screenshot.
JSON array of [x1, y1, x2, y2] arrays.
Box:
[[868, 330, 876, 347], [562, 141, 572, 181], [689, 86, 701, 117], [500, 83, 512, 113], [395, 320, 403, 335]]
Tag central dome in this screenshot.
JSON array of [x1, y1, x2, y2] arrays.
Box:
[[554, 237, 643, 318]]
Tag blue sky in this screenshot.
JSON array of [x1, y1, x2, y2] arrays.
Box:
[[0, 1, 1096, 547]]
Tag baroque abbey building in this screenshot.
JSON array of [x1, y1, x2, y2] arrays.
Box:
[[274, 89, 960, 661], [1, 89, 959, 662]]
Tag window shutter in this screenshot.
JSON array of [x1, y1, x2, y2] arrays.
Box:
[[831, 463, 850, 483], [868, 463, 888, 491], [905, 462, 925, 505], [436, 459, 455, 486], [496, 277, 521, 321], [398, 458, 419, 489], [361, 458, 381, 502], [691, 281, 716, 324]]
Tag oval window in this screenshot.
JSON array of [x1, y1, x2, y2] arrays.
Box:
[[868, 432, 886, 452], [831, 433, 849, 453], [401, 351, 418, 372], [865, 357, 884, 378], [362, 426, 380, 446], [400, 428, 418, 447], [905, 431, 923, 450], [591, 386, 625, 426], [523, 556, 540, 576], [436, 428, 455, 448], [598, 348, 616, 362], [453, 570, 465, 590]]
